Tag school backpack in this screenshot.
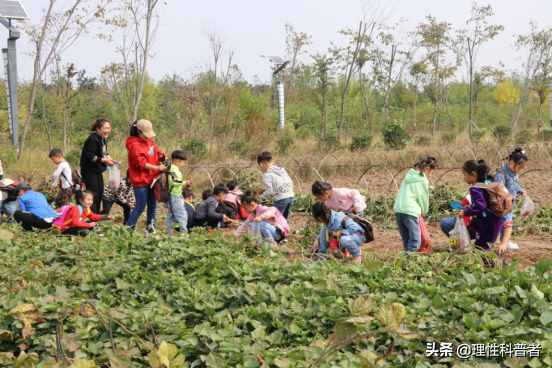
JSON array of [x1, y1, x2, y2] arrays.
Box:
[[342, 214, 375, 243], [474, 183, 513, 217], [152, 163, 175, 204]]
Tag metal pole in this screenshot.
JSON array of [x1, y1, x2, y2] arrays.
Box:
[[5, 19, 19, 151], [277, 80, 285, 130], [549, 81, 552, 128]]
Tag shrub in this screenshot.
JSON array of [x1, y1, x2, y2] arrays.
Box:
[[414, 135, 431, 147], [228, 139, 251, 156], [382, 122, 410, 150], [277, 134, 295, 155], [542, 128, 552, 142], [183, 138, 207, 160], [471, 129, 486, 143], [350, 134, 372, 152], [320, 134, 338, 149], [514, 129, 532, 145], [492, 125, 512, 143], [441, 132, 456, 144]]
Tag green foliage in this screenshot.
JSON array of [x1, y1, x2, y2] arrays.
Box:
[[471, 129, 486, 143], [541, 128, 552, 142], [514, 129, 532, 145], [382, 121, 410, 150], [414, 135, 432, 146], [493, 124, 512, 143], [228, 138, 251, 156], [277, 133, 295, 155], [440, 132, 456, 144], [349, 135, 372, 152], [183, 138, 208, 160]]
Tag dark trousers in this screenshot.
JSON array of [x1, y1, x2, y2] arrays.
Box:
[[274, 197, 294, 219], [14, 211, 52, 231], [82, 171, 104, 214], [102, 200, 131, 225]]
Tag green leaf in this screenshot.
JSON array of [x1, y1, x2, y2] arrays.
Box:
[[535, 259, 552, 275], [70, 359, 96, 368], [0, 229, 14, 241], [540, 310, 552, 326], [115, 278, 130, 290]]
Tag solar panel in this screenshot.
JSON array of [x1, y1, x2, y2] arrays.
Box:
[[0, 0, 28, 20]]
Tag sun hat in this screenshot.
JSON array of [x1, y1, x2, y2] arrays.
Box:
[[136, 119, 156, 138]]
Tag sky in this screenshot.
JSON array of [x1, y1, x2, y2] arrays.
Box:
[[1, 0, 552, 84]]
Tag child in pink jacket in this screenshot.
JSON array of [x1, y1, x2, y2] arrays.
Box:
[[311, 181, 366, 215], [240, 192, 289, 243]]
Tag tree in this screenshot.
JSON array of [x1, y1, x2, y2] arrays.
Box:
[[312, 54, 333, 140], [454, 2, 503, 137], [416, 16, 456, 135], [18, 0, 109, 158], [285, 24, 312, 86]]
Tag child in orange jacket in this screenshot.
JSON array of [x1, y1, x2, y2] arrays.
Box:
[[54, 191, 111, 236]]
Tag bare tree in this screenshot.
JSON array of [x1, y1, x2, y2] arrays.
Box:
[[18, 0, 108, 158], [454, 2, 503, 136], [285, 23, 312, 86], [312, 53, 333, 140]]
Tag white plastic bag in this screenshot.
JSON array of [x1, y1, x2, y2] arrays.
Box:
[[235, 220, 263, 244], [449, 217, 471, 252], [108, 163, 121, 190], [520, 195, 535, 217]]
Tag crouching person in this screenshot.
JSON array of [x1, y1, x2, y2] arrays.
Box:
[[14, 182, 60, 231], [241, 192, 289, 244], [311, 202, 365, 264], [53, 191, 111, 236]]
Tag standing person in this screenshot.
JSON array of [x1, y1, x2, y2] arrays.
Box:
[[393, 156, 438, 252], [14, 182, 59, 231], [80, 118, 114, 213], [101, 176, 135, 225], [494, 148, 528, 254], [166, 150, 189, 235], [311, 181, 367, 215], [441, 160, 506, 251], [256, 151, 295, 219], [49, 148, 73, 208], [126, 119, 166, 233]]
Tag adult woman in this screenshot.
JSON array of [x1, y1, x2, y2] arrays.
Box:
[[126, 119, 166, 233], [80, 119, 114, 213]]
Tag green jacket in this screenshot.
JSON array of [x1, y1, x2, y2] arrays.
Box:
[[393, 168, 429, 218], [168, 164, 185, 197]]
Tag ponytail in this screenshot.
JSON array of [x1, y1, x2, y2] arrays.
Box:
[[506, 147, 528, 164], [463, 159, 491, 183]]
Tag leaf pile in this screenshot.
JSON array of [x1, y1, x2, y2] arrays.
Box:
[[0, 227, 551, 367]]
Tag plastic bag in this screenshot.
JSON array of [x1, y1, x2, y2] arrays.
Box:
[[235, 220, 263, 245], [449, 216, 471, 252], [107, 164, 121, 190], [520, 195, 535, 217]]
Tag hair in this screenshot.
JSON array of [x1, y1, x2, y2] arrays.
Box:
[[507, 147, 529, 164], [76, 190, 94, 203], [129, 120, 140, 137], [48, 148, 63, 158], [463, 159, 492, 183], [256, 151, 273, 164], [183, 188, 194, 199], [213, 184, 228, 196], [91, 118, 111, 132], [171, 150, 187, 161], [311, 202, 331, 224], [241, 191, 258, 205], [414, 156, 438, 170], [201, 189, 212, 200], [226, 180, 238, 191], [311, 181, 332, 196]]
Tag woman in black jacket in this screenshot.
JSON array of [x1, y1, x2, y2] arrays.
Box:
[[80, 118, 114, 213]]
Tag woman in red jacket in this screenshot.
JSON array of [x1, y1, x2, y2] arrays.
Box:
[[126, 119, 166, 233]]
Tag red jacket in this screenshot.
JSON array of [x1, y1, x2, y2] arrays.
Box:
[[53, 205, 104, 231], [126, 136, 163, 187]]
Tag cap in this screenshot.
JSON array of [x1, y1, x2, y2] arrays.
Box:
[[136, 119, 156, 138], [15, 181, 32, 191]]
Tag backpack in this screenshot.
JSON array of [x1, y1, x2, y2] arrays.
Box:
[[152, 163, 175, 204], [342, 214, 375, 243], [473, 183, 513, 217]]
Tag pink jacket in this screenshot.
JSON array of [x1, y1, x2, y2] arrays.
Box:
[[224, 190, 243, 207], [325, 188, 367, 213], [248, 205, 290, 237]]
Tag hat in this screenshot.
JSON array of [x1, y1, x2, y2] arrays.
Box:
[[15, 181, 32, 191], [136, 119, 156, 138]]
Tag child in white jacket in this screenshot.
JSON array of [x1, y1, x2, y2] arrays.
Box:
[[256, 151, 295, 219]]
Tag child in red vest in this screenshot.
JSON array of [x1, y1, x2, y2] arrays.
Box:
[[54, 191, 111, 236]]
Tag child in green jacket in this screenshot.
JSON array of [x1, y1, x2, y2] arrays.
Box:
[[393, 156, 437, 252]]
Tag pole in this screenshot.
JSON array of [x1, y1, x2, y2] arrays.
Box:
[[6, 19, 20, 151], [549, 81, 552, 128], [277, 80, 285, 130]]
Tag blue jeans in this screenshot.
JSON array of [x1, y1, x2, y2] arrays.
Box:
[[250, 221, 283, 243], [318, 230, 363, 257], [440, 217, 457, 236], [274, 197, 294, 219], [0, 200, 17, 222], [166, 195, 188, 235], [395, 213, 420, 252], [127, 186, 157, 228]]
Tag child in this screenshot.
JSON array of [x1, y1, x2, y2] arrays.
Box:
[[256, 151, 295, 219], [166, 150, 189, 235], [0, 178, 18, 223], [14, 182, 60, 231], [441, 160, 505, 251], [183, 188, 196, 230], [223, 180, 243, 219], [494, 148, 528, 254], [195, 184, 233, 228], [102, 176, 135, 225], [311, 181, 366, 215], [393, 156, 437, 252], [49, 148, 73, 208], [311, 202, 365, 264], [53, 191, 111, 236], [240, 192, 289, 244]]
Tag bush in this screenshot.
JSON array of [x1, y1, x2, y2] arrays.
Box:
[[441, 132, 456, 144], [320, 134, 338, 148], [514, 129, 532, 145], [277, 134, 295, 155], [382, 122, 410, 150], [350, 134, 372, 151], [470, 129, 486, 143], [183, 138, 208, 160], [228, 139, 251, 156], [414, 135, 431, 147], [542, 128, 552, 142], [492, 125, 512, 143]]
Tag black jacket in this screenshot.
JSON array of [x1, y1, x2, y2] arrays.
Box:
[[195, 196, 223, 223], [80, 132, 108, 175]]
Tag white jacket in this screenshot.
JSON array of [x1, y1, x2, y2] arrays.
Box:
[[261, 165, 294, 201]]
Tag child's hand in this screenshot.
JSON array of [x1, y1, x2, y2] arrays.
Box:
[[496, 242, 507, 255], [254, 216, 262, 223], [90, 222, 97, 228]]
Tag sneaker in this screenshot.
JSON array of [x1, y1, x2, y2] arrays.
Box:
[[507, 241, 519, 251], [146, 224, 156, 234]]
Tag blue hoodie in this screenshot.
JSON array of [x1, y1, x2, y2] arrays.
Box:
[[18, 190, 59, 220]]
